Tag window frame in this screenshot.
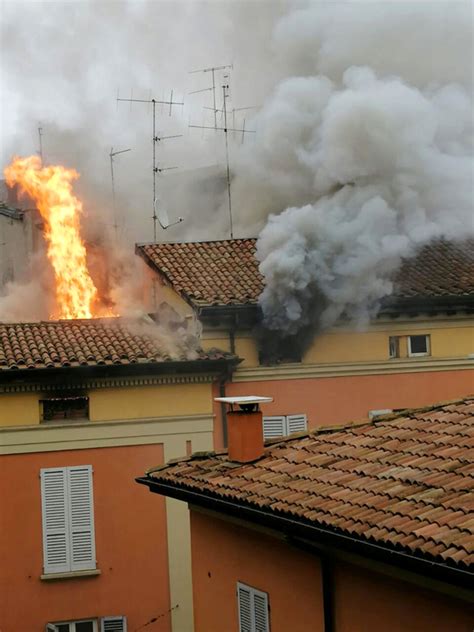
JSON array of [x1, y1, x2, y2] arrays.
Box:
[[46, 620, 98, 632], [388, 335, 400, 359], [407, 334, 430, 357], [40, 395, 90, 423], [237, 581, 270, 632]]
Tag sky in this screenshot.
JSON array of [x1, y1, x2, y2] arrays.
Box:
[[0, 0, 293, 243]]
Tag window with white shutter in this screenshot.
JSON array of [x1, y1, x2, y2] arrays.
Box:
[[40, 465, 96, 574], [263, 414, 307, 440], [101, 617, 127, 632], [237, 582, 269, 632]]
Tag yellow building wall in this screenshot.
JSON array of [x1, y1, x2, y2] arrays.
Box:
[[202, 319, 473, 368], [90, 382, 212, 421], [0, 393, 39, 427], [0, 382, 213, 428]]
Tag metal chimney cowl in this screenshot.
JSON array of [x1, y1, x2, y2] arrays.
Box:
[[214, 396, 273, 463]]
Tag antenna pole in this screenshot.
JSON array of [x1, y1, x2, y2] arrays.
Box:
[[38, 124, 44, 163], [109, 147, 132, 241], [222, 83, 233, 239], [212, 69, 217, 129], [152, 99, 157, 242], [117, 92, 184, 240]]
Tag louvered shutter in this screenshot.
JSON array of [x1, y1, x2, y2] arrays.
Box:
[[287, 414, 307, 435], [262, 416, 286, 439], [101, 616, 127, 632], [253, 588, 270, 632], [41, 468, 70, 574], [237, 583, 252, 632], [68, 466, 96, 571]]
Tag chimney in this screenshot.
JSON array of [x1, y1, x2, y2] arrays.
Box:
[[214, 396, 273, 463]]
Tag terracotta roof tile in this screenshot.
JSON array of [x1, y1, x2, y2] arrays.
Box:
[[136, 239, 474, 307], [0, 318, 235, 372], [149, 397, 474, 569]]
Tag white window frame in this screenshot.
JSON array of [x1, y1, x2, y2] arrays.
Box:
[[40, 465, 96, 575], [407, 334, 430, 357], [237, 582, 270, 632], [46, 618, 126, 632], [46, 620, 98, 632], [263, 414, 307, 440], [389, 336, 400, 359]]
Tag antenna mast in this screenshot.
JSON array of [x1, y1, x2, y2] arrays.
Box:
[[37, 124, 44, 163], [109, 147, 132, 240], [189, 72, 255, 239], [189, 64, 233, 129], [117, 91, 184, 242]]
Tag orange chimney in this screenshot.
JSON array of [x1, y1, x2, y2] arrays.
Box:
[[214, 396, 273, 463]]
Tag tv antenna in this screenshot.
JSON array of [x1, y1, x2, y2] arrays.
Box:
[[189, 74, 255, 239], [37, 123, 44, 163], [109, 147, 132, 240], [117, 91, 184, 242], [204, 105, 259, 143], [189, 64, 233, 129]]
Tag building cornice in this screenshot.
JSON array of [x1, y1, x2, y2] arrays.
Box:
[[0, 413, 214, 454], [0, 372, 217, 394], [233, 357, 474, 382]]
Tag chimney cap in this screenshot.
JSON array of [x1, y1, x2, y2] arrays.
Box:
[[215, 395, 273, 413], [215, 396, 273, 405]]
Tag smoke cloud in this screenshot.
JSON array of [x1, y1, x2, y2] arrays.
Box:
[[233, 3, 473, 333]]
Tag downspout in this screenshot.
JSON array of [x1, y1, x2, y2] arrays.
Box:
[[219, 378, 228, 448], [321, 554, 334, 632]]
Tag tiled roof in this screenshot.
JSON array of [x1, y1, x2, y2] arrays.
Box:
[[0, 318, 234, 371], [392, 240, 474, 299], [136, 239, 474, 307], [137, 239, 262, 306], [147, 397, 474, 569]]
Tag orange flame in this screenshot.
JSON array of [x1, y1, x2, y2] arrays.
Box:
[[4, 155, 108, 319]]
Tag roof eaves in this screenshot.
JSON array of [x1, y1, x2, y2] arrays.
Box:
[[136, 476, 473, 586]]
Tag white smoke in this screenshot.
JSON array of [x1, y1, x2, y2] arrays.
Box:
[[237, 3, 473, 333]]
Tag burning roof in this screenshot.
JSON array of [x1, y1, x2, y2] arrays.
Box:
[[137, 238, 474, 312]]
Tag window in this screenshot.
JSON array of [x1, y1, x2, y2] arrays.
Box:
[[46, 621, 97, 632], [41, 396, 89, 422], [408, 334, 430, 357], [263, 414, 307, 440], [40, 465, 96, 575], [46, 618, 126, 632], [237, 583, 269, 632], [389, 336, 400, 358]]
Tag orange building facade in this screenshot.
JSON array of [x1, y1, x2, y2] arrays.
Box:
[[140, 397, 474, 632], [0, 318, 237, 632]]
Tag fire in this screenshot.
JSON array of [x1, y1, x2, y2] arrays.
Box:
[[4, 155, 110, 319]]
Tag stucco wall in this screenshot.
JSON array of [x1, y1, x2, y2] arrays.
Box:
[[0, 444, 171, 632], [333, 560, 474, 632], [226, 368, 474, 429], [189, 511, 473, 632], [190, 511, 325, 632]]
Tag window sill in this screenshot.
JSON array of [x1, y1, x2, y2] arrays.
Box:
[[40, 569, 101, 581]]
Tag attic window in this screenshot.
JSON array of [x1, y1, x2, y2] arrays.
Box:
[[41, 396, 89, 422], [408, 335, 430, 357]]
